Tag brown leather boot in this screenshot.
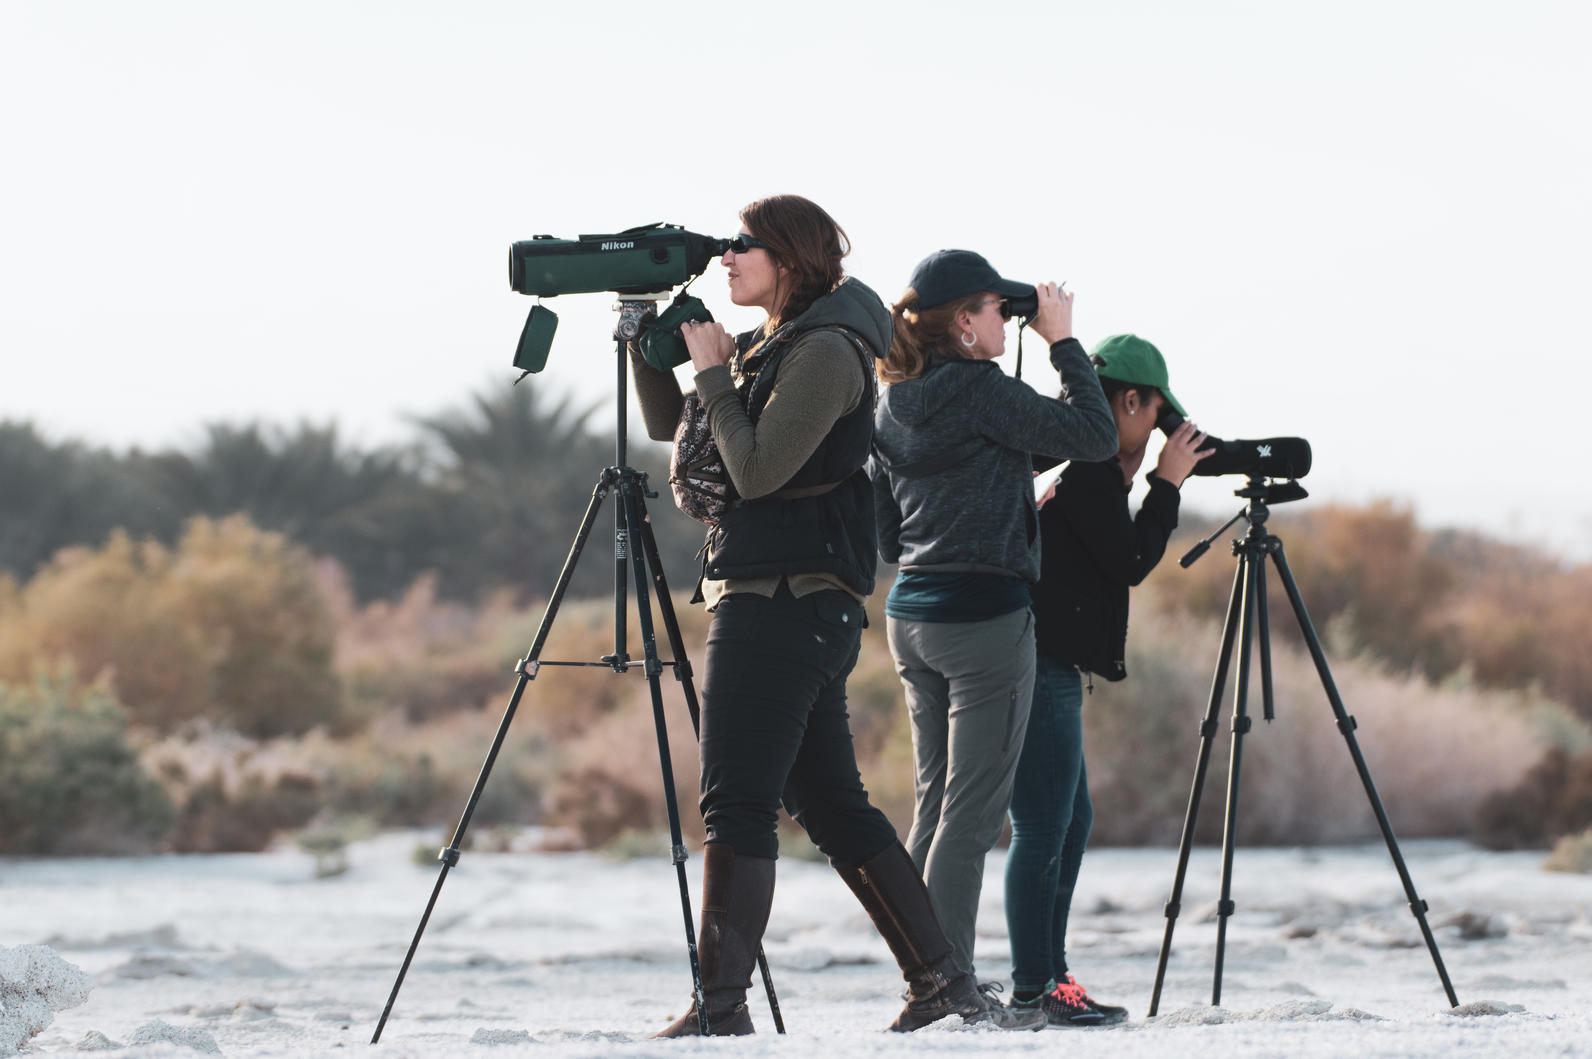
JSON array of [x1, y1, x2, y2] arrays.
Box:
[[837, 842, 1043, 1031], [654, 844, 774, 1037]]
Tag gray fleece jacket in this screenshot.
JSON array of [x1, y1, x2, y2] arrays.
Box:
[[870, 337, 1117, 584]]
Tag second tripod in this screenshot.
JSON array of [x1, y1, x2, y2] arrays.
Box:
[[1147, 475, 1460, 1016]]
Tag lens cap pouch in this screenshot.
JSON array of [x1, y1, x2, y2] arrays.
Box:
[[513, 304, 558, 373], [638, 294, 714, 372]]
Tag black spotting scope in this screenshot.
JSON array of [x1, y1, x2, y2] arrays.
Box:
[[1156, 408, 1312, 479]]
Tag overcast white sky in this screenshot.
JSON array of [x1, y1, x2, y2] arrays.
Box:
[[3, 0, 1589, 559]]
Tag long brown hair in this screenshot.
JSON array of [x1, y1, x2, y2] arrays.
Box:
[[877, 287, 987, 385], [739, 195, 849, 329]]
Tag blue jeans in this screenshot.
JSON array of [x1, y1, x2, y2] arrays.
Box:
[[1003, 656, 1091, 993]]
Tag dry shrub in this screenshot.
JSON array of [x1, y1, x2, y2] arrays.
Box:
[[1544, 829, 1592, 873], [294, 710, 548, 828], [169, 770, 322, 853], [1473, 746, 1592, 850], [0, 667, 174, 854], [1156, 502, 1592, 720], [539, 645, 707, 850], [142, 724, 326, 851], [1442, 560, 1592, 720], [324, 570, 511, 727], [0, 516, 339, 736], [0, 533, 212, 728], [1080, 606, 1555, 845], [136, 704, 559, 849], [1156, 502, 1455, 679]]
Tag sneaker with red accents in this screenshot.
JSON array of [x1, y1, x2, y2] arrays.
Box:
[[1041, 977, 1104, 1027], [1060, 973, 1127, 1024]]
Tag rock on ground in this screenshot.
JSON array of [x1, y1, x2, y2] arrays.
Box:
[[0, 944, 93, 1055]]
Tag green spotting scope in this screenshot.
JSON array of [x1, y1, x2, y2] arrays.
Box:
[[509, 223, 729, 297]]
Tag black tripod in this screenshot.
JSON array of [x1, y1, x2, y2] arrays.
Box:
[[1146, 475, 1459, 1016], [371, 296, 784, 1042]]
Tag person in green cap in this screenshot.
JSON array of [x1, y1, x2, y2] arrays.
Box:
[[1002, 333, 1211, 1027]]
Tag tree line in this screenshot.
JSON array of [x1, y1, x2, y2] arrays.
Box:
[[0, 384, 710, 606]]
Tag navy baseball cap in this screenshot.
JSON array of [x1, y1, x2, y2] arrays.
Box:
[[907, 249, 1035, 310]]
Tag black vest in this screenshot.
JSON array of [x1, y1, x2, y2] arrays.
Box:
[[702, 324, 878, 596]]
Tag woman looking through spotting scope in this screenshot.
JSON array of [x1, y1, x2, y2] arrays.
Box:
[[1003, 333, 1211, 1026], [869, 249, 1117, 1005], [628, 197, 1034, 1035]]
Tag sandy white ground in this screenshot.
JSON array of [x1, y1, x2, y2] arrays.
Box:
[[2, 833, 1588, 1057]]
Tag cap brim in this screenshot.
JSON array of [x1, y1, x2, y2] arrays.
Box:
[[1161, 389, 1188, 417], [989, 277, 1035, 299]]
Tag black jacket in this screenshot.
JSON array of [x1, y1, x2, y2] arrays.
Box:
[[703, 278, 891, 596], [1031, 458, 1181, 680]]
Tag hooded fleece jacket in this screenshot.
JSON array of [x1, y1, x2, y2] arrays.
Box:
[[871, 338, 1117, 584]]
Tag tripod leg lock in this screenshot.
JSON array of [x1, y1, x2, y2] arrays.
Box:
[[674, 659, 693, 682], [1200, 718, 1219, 739], [671, 842, 689, 866], [644, 656, 663, 678], [515, 657, 540, 680], [1338, 715, 1358, 734], [1234, 716, 1253, 734], [438, 846, 461, 867], [1217, 899, 1236, 917], [1164, 900, 1181, 919], [1410, 899, 1429, 915]]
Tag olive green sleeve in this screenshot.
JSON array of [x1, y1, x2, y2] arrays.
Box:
[[627, 345, 686, 442], [694, 332, 865, 499]]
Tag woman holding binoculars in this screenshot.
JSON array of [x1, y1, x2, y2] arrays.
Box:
[[870, 250, 1117, 1006]]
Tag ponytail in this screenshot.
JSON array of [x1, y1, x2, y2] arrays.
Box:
[[877, 287, 986, 385]]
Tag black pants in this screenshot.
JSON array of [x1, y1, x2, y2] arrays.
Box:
[[698, 585, 897, 866]]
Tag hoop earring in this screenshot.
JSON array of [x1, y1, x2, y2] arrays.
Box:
[[960, 331, 976, 348]]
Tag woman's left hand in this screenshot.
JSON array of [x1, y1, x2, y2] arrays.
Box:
[[1028, 282, 1074, 345], [682, 320, 735, 372]]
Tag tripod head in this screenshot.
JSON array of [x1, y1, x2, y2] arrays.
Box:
[[614, 292, 671, 341], [1180, 474, 1308, 568]]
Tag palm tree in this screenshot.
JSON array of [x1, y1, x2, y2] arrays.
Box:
[[129, 422, 441, 601], [411, 383, 704, 603], [0, 421, 159, 579]]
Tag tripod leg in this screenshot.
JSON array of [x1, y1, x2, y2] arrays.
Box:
[[1212, 548, 1260, 1007], [1267, 544, 1460, 1007], [371, 476, 614, 1044], [618, 480, 710, 1035], [629, 486, 786, 1034], [1149, 555, 1246, 1017], [1255, 550, 1276, 723]]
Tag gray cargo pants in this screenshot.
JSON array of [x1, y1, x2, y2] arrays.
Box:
[[887, 607, 1036, 975]]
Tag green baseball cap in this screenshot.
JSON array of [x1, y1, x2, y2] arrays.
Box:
[[1090, 334, 1187, 417]]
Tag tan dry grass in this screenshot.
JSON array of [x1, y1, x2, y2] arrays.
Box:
[[1082, 605, 1557, 845]]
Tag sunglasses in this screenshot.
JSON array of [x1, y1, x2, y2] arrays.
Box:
[[725, 234, 770, 254]]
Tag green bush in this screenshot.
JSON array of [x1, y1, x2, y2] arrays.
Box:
[[0, 668, 175, 854]]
